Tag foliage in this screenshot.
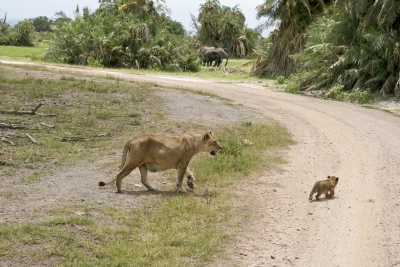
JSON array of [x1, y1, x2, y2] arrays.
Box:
[[32, 16, 53, 32], [0, 19, 35, 46], [46, 0, 198, 71], [252, 0, 332, 77], [288, 0, 400, 97], [197, 0, 260, 57]]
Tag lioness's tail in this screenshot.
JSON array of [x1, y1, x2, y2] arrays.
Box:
[[118, 141, 130, 170], [98, 141, 130, 187], [98, 178, 116, 187]]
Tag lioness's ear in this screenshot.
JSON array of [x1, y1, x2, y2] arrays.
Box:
[[203, 132, 211, 140]]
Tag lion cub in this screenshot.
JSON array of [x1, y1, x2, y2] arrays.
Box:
[[309, 175, 339, 201]]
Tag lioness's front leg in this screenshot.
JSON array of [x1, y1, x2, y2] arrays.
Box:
[[138, 165, 158, 191], [175, 166, 189, 192]]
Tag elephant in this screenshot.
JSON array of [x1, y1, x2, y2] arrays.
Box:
[[203, 48, 229, 67], [198, 46, 215, 58]]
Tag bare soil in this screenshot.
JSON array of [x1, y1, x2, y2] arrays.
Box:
[[2, 61, 400, 267]]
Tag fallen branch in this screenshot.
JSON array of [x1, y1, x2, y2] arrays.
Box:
[[0, 122, 26, 129], [39, 122, 55, 128], [0, 103, 44, 115], [62, 133, 108, 142], [62, 137, 91, 142], [26, 133, 38, 144], [0, 135, 14, 145]]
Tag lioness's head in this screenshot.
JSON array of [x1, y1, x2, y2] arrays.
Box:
[[203, 132, 222, 156]]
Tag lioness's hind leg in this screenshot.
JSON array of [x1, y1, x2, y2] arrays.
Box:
[[138, 165, 158, 191], [116, 166, 135, 193]]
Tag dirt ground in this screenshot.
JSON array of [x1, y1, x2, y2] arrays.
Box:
[[2, 61, 400, 267]]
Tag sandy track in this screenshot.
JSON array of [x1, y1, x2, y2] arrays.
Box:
[[4, 62, 400, 266]]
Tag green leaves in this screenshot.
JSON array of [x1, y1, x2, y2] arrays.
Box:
[[286, 1, 400, 97], [46, 0, 197, 71]]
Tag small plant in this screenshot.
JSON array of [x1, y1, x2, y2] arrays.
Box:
[[87, 56, 103, 67], [327, 85, 348, 101], [276, 75, 286, 84]]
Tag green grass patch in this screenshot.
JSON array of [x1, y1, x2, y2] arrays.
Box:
[[0, 68, 157, 170], [0, 45, 47, 61]]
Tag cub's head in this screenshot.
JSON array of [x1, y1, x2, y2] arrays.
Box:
[[327, 175, 339, 186], [203, 132, 222, 156]]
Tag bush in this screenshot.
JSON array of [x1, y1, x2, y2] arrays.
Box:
[[46, 5, 198, 72]]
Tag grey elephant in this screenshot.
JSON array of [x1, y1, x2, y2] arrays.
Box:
[[198, 46, 215, 58], [203, 48, 228, 67]]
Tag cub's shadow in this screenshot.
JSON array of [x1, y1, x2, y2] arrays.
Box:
[[309, 195, 338, 202]]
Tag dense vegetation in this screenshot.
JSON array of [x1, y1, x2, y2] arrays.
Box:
[[254, 0, 400, 98], [44, 1, 199, 71], [0, 19, 35, 46]]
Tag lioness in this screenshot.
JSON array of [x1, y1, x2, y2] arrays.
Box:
[[99, 132, 222, 193], [309, 175, 339, 201]]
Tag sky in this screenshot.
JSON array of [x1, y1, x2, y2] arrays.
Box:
[[0, 0, 272, 36]]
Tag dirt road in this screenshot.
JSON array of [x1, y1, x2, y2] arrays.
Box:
[[4, 62, 400, 266]]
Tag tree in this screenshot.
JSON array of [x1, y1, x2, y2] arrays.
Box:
[[32, 16, 53, 32], [252, 0, 332, 77], [15, 19, 35, 46], [47, 1, 198, 71], [197, 0, 255, 57], [287, 0, 400, 97]]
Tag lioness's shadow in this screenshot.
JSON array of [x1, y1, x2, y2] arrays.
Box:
[[120, 189, 192, 198]]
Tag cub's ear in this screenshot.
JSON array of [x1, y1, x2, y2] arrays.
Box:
[[336, 177, 339, 181], [327, 175, 331, 178]]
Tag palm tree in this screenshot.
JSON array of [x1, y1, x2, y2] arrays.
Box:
[[197, 0, 250, 56], [289, 0, 400, 97], [253, 0, 331, 77]]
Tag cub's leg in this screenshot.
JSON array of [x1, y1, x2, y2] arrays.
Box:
[[138, 165, 158, 191], [309, 186, 317, 201], [185, 168, 195, 189], [315, 192, 322, 201], [327, 189, 335, 198]]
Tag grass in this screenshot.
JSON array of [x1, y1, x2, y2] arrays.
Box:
[[0, 52, 294, 266], [0, 69, 155, 169], [0, 43, 47, 61]]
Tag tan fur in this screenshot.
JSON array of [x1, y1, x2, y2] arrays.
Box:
[[309, 175, 339, 201], [99, 132, 222, 193]]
